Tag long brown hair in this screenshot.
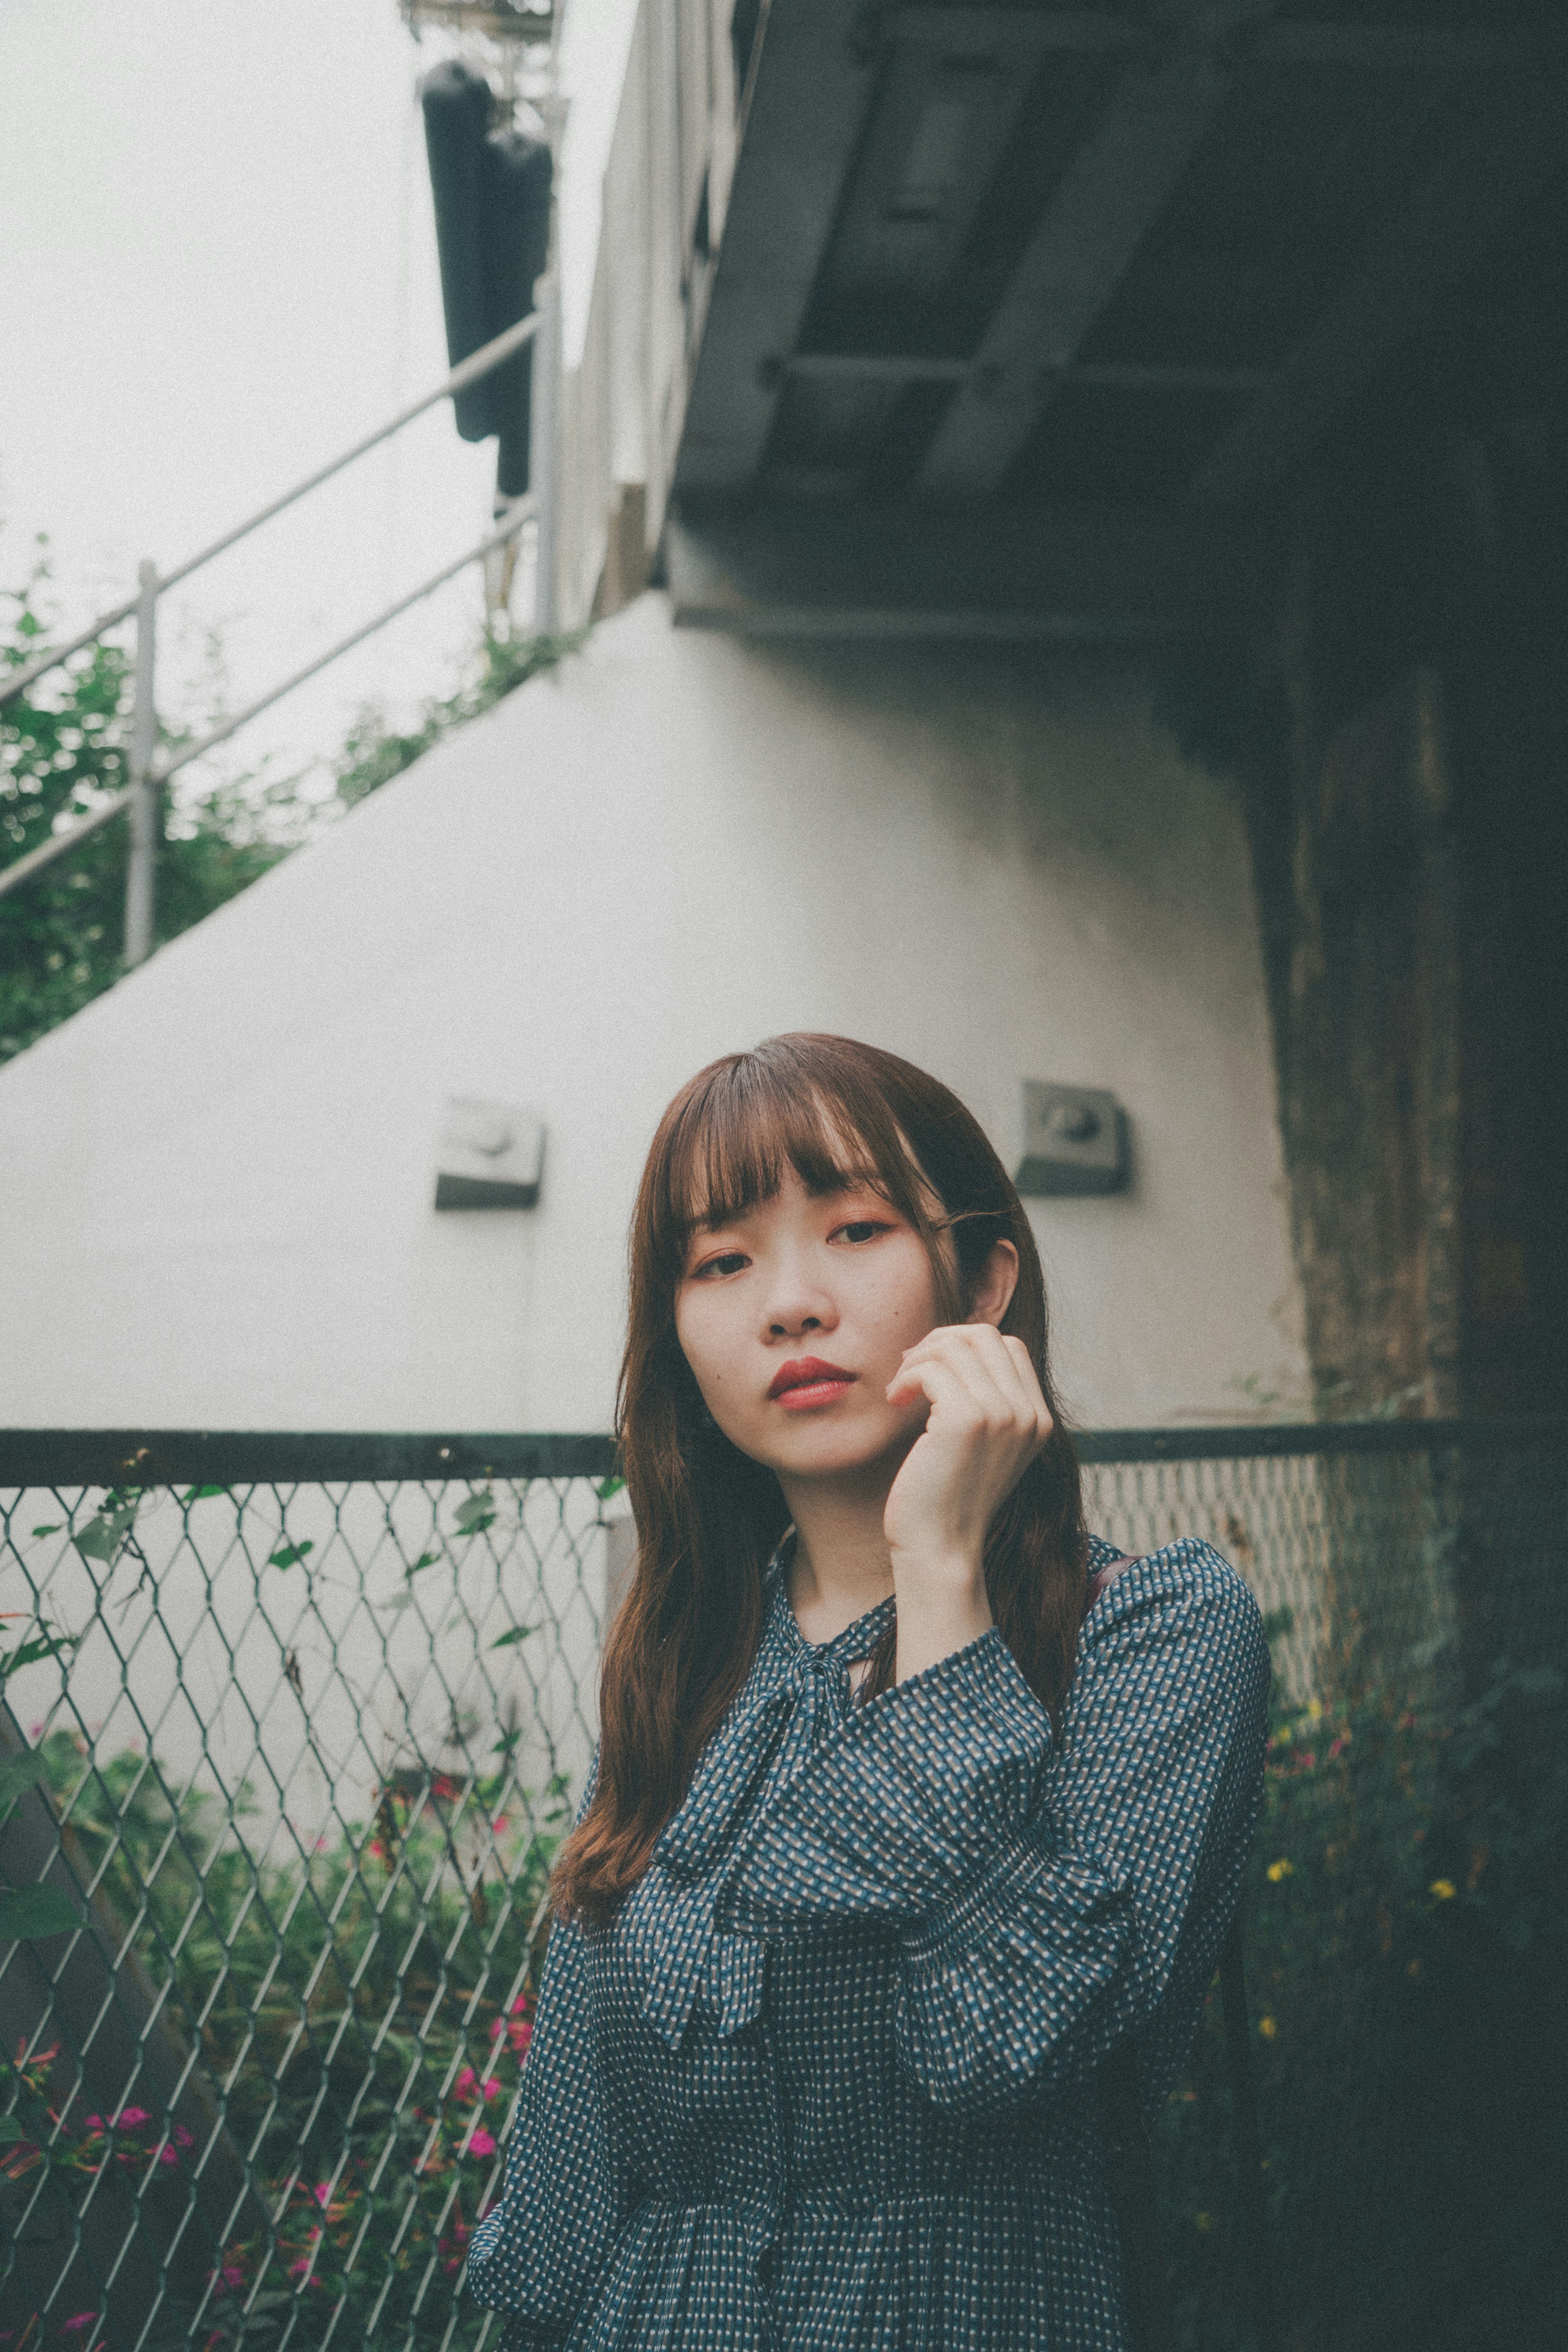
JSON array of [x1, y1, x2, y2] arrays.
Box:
[[552, 1034, 1087, 1926]]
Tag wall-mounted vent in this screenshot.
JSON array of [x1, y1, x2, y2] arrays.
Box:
[[434, 1097, 546, 1210], [1015, 1081, 1129, 1197]]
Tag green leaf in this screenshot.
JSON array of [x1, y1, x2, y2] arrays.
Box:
[[0, 1629, 77, 1679], [0, 2115, 25, 2143], [182, 1484, 229, 1501], [268, 1541, 314, 1569], [452, 1494, 497, 1537], [74, 1502, 137, 1561], [490, 1624, 540, 1652], [0, 1750, 49, 1815], [30, 1523, 62, 1538], [0, 1884, 78, 1939], [595, 1475, 626, 1501], [404, 1550, 442, 1578]]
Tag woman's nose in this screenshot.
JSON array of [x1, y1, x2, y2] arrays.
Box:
[[762, 1275, 837, 1340]]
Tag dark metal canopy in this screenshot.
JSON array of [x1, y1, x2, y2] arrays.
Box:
[[668, 1, 1568, 636]]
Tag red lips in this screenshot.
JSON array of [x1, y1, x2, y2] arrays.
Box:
[[767, 1357, 858, 1404]]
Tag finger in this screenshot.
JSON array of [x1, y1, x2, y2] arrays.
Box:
[[889, 1331, 1020, 1427], [1000, 1334, 1055, 1442], [935, 1324, 1038, 1426], [884, 1353, 994, 1427], [961, 1326, 1038, 1423]]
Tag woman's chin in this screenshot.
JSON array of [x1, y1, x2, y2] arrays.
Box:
[[740, 1413, 914, 1486]]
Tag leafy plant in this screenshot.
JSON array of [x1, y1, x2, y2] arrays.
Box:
[[2, 1730, 570, 2346]]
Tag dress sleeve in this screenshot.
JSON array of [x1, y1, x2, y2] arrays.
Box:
[[714, 1543, 1269, 2116], [464, 1821, 622, 2334]]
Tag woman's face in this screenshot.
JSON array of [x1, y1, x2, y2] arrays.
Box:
[[674, 1164, 946, 1488]]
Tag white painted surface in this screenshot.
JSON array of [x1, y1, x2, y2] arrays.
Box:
[[0, 593, 1307, 1433]]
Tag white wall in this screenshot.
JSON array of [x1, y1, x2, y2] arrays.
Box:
[[0, 593, 1307, 1432]]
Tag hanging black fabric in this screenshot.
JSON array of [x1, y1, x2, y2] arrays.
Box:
[[486, 126, 553, 497], [419, 60, 552, 487]]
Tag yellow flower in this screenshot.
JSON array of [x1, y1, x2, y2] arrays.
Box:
[[1429, 1878, 1456, 1901], [1266, 1857, 1294, 1882], [1258, 2016, 1277, 2040], [1195, 2212, 1212, 2233]]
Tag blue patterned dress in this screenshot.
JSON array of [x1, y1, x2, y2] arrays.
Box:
[[466, 1534, 1269, 2350]]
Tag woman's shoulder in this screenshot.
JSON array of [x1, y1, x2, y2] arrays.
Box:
[[1079, 1532, 1268, 1670]]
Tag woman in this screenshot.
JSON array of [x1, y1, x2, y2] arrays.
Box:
[[467, 1034, 1269, 2350]]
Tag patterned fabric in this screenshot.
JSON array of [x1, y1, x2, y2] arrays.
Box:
[[466, 1534, 1270, 2349]]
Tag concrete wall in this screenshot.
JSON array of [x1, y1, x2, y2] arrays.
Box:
[[0, 592, 1307, 1432], [556, 0, 735, 625]]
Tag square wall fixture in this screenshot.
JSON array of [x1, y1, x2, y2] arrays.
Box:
[[1015, 1082, 1129, 1197], [434, 1097, 546, 1209]]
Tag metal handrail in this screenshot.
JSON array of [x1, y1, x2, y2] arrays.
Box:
[[0, 308, 542, 714], [0, 285, 560, 936], [0, 495, 539, 906]]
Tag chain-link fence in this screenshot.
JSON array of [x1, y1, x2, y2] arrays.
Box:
[[2, 1422, 1564, 2352]]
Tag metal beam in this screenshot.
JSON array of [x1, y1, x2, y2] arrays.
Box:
[[889, 7, 1565, 73], [916, 30, 1235, 498], [784, 351, 1271, 392], [889, 7, 1141, 57], [674, 0, 882, 497], [1191, 62, 1568, 508], [665, 500, 1263, 640], [1250, 21, 1568, 71]]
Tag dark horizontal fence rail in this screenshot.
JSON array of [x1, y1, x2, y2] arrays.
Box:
[[3, 1416, 1566, 1488]]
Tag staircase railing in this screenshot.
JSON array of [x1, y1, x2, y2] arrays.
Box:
[[0, 276, 561, 961]]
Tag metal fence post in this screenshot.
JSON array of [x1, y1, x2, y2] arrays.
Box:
[[530, 274, 560, 635], [123, 559, 159, 969]]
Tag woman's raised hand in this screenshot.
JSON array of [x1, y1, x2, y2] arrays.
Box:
[[881, 1326, 1053, 1681]]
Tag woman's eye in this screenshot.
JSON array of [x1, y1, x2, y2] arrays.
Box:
[[832, 1221, 886, 1246], [693, 1251, 748, 1280]]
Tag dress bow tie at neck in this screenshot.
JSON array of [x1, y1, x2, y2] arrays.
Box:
[[633, 1568, 894, 2049]]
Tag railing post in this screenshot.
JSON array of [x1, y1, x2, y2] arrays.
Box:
[[530, 274, 560, 635], [123, 558, 160, 969]]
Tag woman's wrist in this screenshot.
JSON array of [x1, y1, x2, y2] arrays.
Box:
[[889, 1553, 993, 1682]]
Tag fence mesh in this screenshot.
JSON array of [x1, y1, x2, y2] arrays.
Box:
[[1, 1425, 1564, 2352]]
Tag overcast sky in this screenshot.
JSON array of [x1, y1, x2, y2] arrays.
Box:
[[0, 0, 638, 803]]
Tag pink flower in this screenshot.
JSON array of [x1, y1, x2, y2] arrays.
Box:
[[112, 2106, 150, 2129], [175, 2125, 195, 2148], [159, 2145, 178, 2165], [483, 2076, 501, 2101], [488, 2016, 506, 2040], [313, 2181, 333, 2207], [492, 1815, 510, 1833], [510, 1995, 530, 2015], [508, 2018, 532, 2057], [288, 2256, 312, 2279], [83, 2115, 103, 2131], [468, 2126, 497, 2158], [455, 2065, 479, 2099]]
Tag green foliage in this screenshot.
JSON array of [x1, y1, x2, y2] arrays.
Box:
[[2, 538, 579, 1066], [0, 1882, 76, 1938], [1156, 1625, 1568, 2349], [2, 1729, 570, 2346], [330, 627, 581, 816], [0, 546, 291, 1063]]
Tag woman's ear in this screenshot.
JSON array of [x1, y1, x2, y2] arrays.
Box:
[[966, 1237, 1019, 1329]]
